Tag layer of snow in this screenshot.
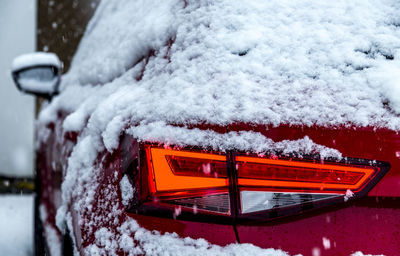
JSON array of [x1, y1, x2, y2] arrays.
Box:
[[12, 52, 61, 72], [127, 123, 342, 158], [85, 220, 292, 256], [52, 0, 400, 130], [0, 195, 33, 256]]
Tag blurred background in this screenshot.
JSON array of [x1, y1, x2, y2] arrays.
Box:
[[0, 0, 35, 179], [0, 0, 98, 255]]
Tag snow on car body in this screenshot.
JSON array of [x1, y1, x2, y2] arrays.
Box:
[[12, 0, 400, 255]]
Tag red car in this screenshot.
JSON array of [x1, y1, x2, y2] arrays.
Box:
[[11, 1, 400, 255]]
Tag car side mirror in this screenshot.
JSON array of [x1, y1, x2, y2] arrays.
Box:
[[11, 52, 62, 98]]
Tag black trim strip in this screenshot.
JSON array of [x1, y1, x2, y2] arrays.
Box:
[[227, 151, 239, 219]]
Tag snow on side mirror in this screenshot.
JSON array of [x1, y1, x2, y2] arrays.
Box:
[[11, 52, 62, 98]]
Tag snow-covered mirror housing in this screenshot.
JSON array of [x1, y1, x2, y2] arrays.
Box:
[[11, 52, 62, 98]]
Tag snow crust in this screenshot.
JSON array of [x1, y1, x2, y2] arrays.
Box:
[[37, 0, 400, 255], [12, 52, 61, 71]]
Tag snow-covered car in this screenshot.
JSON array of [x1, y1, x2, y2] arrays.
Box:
[[11, 1, 400, 255]]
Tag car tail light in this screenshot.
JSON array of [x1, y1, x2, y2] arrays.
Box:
[[123, 141, 389, 222], [148, 148, 228, 192], [146, 147, 230, 215], [236, 156, 375, 193]]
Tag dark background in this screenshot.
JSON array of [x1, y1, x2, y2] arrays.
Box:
[[36, 0, 100, 112], [38, 0, 100, 72]]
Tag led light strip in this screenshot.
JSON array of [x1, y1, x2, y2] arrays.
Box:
[[236, 156, 376, 192]]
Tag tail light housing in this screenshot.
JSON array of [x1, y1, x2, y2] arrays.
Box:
[[121, 137, 389, 223]]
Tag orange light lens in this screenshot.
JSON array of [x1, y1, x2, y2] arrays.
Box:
[[148, 147, 229, 192]]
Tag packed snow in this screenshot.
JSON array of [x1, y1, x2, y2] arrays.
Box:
[[34, 0, 400, 255]]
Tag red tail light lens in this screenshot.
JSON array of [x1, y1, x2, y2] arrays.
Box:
[[166, 155, 227, 178], [236, 156, 375, 193], [237, 162, 364, 185], [126, 144, 389, 222]]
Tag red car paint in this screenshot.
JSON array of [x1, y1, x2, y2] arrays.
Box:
[[38, 113, 400, 255]]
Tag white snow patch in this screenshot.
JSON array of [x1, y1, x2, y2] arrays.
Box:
[[0, 195, 33, 256], [43, 223, 62, 256], [322, 237, 331, 250], [344, 189, 355, 202], [120, 174, 135, 208], [128, 123, 342, 159], [41, 204, 62, 256], [312, 247, 321, 256], [173, 206, 182, 219], [12, 52, 61, 71]]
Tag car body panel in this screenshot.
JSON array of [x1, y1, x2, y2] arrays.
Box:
[[237, 198, 400, 256], [130, 213, 238, 246], [228, 123, 400, 197], [38, 117, 400, 255]]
